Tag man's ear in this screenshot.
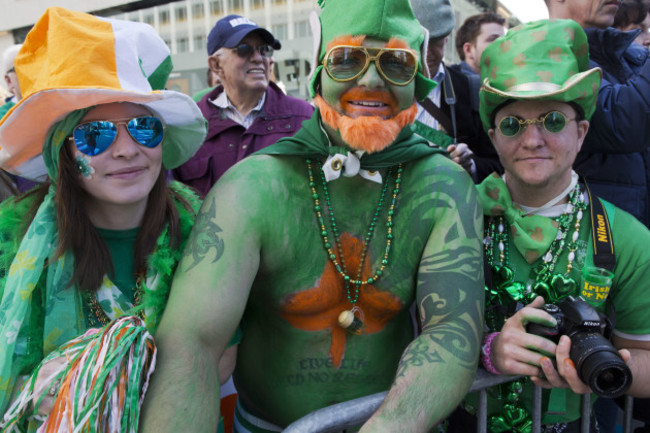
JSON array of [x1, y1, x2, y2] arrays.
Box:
[[488, 128, 497, 145], [462, 42, 475, 62], [576, 119, 590, 153], [208, 55, 221, 75], [4, 74, 10, 86]]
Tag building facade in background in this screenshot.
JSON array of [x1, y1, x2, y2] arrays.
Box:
[[0, 0, 517, 100]]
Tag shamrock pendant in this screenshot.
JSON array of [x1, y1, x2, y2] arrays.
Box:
[[488, 416, 514, 433], [504, 282, 526, 302]]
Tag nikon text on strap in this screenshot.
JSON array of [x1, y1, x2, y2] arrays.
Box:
[[585, 181, 616, 271]]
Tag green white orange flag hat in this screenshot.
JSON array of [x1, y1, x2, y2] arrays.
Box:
[[307, 0, 436, 101], [479, 19, 602, 131], [0, 6, 207, 181]]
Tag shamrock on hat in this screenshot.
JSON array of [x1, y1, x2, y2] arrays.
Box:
[[479, 19, 602, 132]]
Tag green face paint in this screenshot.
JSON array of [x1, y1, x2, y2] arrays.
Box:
[[320, 38, 416, 118], [216, 155, 484, 424]]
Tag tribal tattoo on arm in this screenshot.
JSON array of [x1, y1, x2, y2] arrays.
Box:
[[396, 173, 484, 379], [395, 255, 484, 379], [183, 199, 225, 272]]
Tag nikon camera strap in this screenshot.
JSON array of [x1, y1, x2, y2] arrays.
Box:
[[583, 180, 618, 332], [584, 181, 616, 271]]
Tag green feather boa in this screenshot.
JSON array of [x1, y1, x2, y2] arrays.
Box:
[[0, 181, 200, 420], [0, 181, 200, 333]]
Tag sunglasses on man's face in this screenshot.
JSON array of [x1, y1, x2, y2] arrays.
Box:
[[72, 116, 164, 156], [323, 45, 418, 86], [231, 43, 274, 59], [496, 111, 575, 138]]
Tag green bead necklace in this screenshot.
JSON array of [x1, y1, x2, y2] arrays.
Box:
[[484, 182, 587, 310], [306, 159, 402, 305], [482, 183, 587, 433]]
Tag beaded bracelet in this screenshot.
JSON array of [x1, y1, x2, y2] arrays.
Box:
[[481, 332, 501, 375]]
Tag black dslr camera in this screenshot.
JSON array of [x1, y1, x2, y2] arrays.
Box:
[[527, 296, 632, 398]]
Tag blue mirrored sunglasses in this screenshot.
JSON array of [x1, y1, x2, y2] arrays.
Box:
[[72, 116, 164, 156]]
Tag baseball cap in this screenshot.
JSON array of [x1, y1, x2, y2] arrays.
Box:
[[207, 14, 281, 55]]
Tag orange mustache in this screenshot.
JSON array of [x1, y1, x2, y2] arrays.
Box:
[[340, 88, 399, 118], [315, 95, 417, 154]]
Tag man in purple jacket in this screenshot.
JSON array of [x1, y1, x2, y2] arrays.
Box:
[[173, 14, 314, 197]]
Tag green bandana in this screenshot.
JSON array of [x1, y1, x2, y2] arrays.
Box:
[[43, 107, 93, 183], [43, 109, 89, 181], [477, 173, 559, 264], [256, 108, 447, 166]]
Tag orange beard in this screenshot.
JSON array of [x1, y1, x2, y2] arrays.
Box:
[[314, 94, 418, 154]]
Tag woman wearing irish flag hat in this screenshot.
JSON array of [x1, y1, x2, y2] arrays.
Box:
[[456, 19, 650, 433], [0, 7, 210, 431]]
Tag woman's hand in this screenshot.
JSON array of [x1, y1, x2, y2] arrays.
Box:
[[33, 328, 99, 416], [34, 356, 68, 416], [492, 296, 558, 376]]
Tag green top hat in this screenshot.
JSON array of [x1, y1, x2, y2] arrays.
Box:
[[479, 19, 602, 131], [308, 0, 435, 101]]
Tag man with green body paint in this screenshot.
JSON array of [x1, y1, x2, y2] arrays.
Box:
[[140, 0, 484, 431]]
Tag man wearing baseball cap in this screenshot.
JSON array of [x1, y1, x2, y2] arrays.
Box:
[[172, 14, 313, 197]]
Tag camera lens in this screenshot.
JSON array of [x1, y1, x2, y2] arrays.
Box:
[[596, 367, 626, 393], [571, 333, 632, 398]]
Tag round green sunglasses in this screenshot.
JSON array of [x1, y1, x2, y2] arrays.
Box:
[[496, 111, 576, 137]]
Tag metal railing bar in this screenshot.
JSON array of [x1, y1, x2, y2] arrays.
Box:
[[532, 384, 542, 433], [581, 393, 591, 433], [283, 369, 639, 433], [623, 395, 633, 433], [283, 391, 386, 433], [477, 389, 487, 433]]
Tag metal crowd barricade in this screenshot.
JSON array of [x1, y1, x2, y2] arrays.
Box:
[[283, 368, 636, 433]]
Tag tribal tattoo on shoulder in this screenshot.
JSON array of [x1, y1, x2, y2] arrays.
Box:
[[183, 199, 225, 272], [395, 170, 484, 379]]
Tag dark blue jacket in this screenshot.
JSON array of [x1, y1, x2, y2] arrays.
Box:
[[575, 28, 650, 226]]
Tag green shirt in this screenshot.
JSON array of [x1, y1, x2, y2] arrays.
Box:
[[97, 226, 139, 303], [482, 198, 650, 425], [0, 182, 202, 424]]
